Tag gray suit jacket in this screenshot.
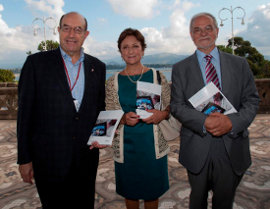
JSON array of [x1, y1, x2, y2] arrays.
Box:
[[171, 50, 260, 175]]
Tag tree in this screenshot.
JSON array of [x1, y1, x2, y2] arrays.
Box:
[[38, 40, 59, 51], [218, 37, 270, 78], [26, 51, 32, 55], [217, 45, 232, 54], [259, 60, 270, 79], [0, 69, 15, 82]]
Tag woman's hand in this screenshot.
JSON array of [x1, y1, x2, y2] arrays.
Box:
[[142, 109, 168, 124], [121, 112, 140, 126]]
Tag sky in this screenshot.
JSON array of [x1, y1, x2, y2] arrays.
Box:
[[0, 0, 270, 68]]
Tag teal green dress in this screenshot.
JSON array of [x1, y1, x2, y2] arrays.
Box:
[[115, 70, 169, 200]]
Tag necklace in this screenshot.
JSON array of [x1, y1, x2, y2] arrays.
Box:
[[125, 66, 144, 84]]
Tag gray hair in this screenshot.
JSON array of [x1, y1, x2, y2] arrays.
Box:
[[189, 12, 218, 32]]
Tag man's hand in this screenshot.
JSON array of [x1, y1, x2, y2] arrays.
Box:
[[90, 141, 109, 150], [142, 109, 168, 124], [19, 162, 34, 184], [204, 112, 232, 136]]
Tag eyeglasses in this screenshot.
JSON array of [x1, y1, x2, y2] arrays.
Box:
[[61, 25, 85, 34], [192, 25, 214, 35]]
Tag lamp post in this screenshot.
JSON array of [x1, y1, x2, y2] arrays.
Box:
[[218, 6, 246, 55], [32, 17, 57, 51]]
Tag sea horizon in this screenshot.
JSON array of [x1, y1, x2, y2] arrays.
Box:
[[15, 67, 172, 82], [106, 67, 172, 81]]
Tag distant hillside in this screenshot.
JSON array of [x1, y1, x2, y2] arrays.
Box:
[[103, 53, 188, 65], [4, 53, 189, 71], [142, 53, 188, 64]]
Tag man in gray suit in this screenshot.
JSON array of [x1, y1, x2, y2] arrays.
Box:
[[171, 12, 260, 209]]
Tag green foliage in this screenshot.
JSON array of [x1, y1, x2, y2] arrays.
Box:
[[26, 51, 32, 55], [218, 37, 270, 78], [0, 69, 15, 82], [217, 45, 232, 54], [257, 60, 270, 78], [38, 40, 59, 51]]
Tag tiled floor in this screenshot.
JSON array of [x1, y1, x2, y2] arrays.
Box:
[[0, 115, 269, 209]]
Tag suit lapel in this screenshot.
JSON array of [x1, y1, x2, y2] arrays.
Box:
[[219, 51, 231, 96], [79, 55, 96, 112], [52, 49, 75, 109], [190, 53, 205, 92]]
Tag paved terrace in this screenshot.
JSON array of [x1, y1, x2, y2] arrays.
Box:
[[0, 114, 269, 209]]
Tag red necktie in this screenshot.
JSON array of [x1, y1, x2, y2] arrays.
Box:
[[205, 55, 221, 104], [205, 55, 220, 90]]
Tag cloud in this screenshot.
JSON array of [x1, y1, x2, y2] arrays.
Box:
[[0, 0, 115, 68], [107, 0, 158, 19], [238, 3, 270, 55], [259, 3, 270, 19], [24, 0, 65, 20], [141, 0, 197, 55], [83, 36, 118, 61], [0, 22, 59, 68], [98, 18, 107, 24], [0, 5, 31, 67], [103, 0, 199, 56], [0, 5, 13, 34], [0, 1, 62, 68]]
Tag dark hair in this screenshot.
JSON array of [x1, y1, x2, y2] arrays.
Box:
[[117, 28, 147, 52], [190, 12, 218, 32], [59, 12, 88, 31]]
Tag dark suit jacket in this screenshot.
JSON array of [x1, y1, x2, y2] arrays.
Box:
[[171, 50, 260, 175], [17, 48, 106, 180]]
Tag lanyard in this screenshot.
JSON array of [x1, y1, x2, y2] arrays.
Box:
[[62, 57, 82, 92]]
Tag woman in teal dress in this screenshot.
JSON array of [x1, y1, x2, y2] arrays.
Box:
[[105, 28, 171, 209]]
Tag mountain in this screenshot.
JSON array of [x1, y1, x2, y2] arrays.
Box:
[[103, 57, 124, 65], [103, 53, 188, 65], [142, 53, 188, 65], [3, 53, 188, 70]]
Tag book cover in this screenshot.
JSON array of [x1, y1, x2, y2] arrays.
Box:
[[87, 110, 124, 145], [136, 81, 161, 119], [188, 82, 237, 115]]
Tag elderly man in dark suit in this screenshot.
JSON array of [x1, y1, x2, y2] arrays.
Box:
[[171, 12, 260, 209], [17, 12, 106, 209]]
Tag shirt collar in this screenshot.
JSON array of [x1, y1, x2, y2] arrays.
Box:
[[196, 47, 219, 62], [60, 47, 85, 64]]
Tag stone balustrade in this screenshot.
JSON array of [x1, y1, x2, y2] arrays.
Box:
[[254, 79, 270, 113], [0, 83, 18, 120], [0, 79, 269, 120]]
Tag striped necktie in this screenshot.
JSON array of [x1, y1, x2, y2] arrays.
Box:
[[205, 55, 220, 90], [205, 55, 221, 104]]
